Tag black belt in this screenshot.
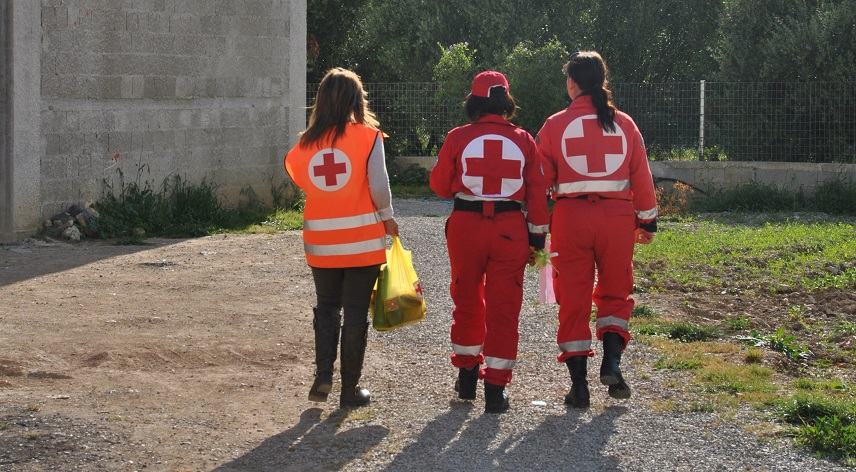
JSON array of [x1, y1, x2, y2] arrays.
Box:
[[453, 198, 521, 213]]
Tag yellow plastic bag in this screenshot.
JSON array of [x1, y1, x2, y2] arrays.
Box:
[[371, 236, 426, 331]]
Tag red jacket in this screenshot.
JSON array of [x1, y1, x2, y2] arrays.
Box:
[[537, 95, 658, 223], [430, 114, 550, 235]]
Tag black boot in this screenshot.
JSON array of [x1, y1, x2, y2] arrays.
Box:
[[454, 366, 479, 400], [564, 356, 591, 408], [308, 308, 341, 402], [484, 382, 509, 414], [339, 323, 371, 408], [600, 332, 631, 399]]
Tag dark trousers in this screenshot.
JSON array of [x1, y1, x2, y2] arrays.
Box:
[[311, 265, 381, 326]]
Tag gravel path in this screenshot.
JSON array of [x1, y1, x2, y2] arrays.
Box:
[[220, 198, 846, 472]]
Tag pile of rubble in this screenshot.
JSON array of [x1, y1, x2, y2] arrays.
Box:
[[42, 204, 100, 242]]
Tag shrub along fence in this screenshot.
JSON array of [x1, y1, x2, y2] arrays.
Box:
[[308, 81, 856, 163]]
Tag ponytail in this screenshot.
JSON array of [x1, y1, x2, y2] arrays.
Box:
[[589, 86, 616, 133]]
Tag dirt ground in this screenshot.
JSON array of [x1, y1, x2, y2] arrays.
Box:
[[0, 234, 318, 470]]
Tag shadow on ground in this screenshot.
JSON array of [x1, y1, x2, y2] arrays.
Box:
[[215, 403, 624, 471], [383, 403, 626, 471], [0, 239, 180, 288], [214, 408, 389, 472]]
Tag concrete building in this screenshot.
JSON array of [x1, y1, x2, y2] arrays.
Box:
[[1, 0, 307, 241]]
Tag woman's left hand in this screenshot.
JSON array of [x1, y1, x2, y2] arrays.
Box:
[[383, 218, 399, 236]]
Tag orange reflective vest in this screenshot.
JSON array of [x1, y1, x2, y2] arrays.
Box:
[[284, 123, 387, 268]]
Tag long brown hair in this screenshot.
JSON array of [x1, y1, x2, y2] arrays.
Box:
[[564, 51, 617, 133], [300, 68, 380, 148]]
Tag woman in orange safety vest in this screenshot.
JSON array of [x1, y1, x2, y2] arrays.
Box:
[[284, 68, 398, 408]]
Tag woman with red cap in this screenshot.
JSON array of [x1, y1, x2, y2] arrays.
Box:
[[537, 51, 657, 408], [430, 70, 549, 414]]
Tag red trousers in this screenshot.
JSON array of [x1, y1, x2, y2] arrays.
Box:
[[551, 197, 636, 362], [446, 208, 529, 386]]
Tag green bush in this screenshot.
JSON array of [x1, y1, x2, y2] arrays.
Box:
[[387, 158, 429, 186], [501, 38, 569, 134], [433, 42, 477, 110]]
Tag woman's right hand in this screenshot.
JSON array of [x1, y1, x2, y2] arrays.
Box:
[[383, 218, 399, 237]]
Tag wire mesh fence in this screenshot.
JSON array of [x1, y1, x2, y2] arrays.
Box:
[[307, 82, 856, 163]]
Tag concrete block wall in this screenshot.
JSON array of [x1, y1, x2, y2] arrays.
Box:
[[38, 0, 307, 219], [649, 161, 856, 194], [0, 0, 10, 240]]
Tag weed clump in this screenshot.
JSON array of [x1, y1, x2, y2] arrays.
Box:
[[777, 395, 856, 464], [95, 167, 303, 241]]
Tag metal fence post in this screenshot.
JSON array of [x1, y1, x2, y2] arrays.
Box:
[[699, 80, 706, 160]]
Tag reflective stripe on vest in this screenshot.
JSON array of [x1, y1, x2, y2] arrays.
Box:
[[304, 237, 386, 257], [484, 356, 516, 370], [636, 207, 658, 220], [556, 179, 630, 194], [596, 316, 629, 331], [558, 340, 592, 353], [452, 343, 483, 356], [304, 211, 380, 231]]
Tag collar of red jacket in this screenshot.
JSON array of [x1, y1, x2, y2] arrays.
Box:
[[569, 94, 595, 111], [475, 114, 512, 125]]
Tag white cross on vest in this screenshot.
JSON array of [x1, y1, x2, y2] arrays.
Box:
[[461, 134, 524, 197]]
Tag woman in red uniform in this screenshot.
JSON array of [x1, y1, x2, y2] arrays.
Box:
[[537, 52, 657, 408], [285, 68, 398, 408], [431, 71, 549, 414]]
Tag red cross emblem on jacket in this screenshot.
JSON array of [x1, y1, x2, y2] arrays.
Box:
[[308, 148, 352, 191], [561, 114, 627, 177], [461, 134, 524, 197]]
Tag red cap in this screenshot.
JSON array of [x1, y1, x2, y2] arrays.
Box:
[[470, 70, 509, 98]]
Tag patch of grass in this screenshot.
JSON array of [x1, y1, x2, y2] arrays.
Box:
[[635, 219, 856, 293], [835, 321, 856, 336], [696, 363, 776, 395], [777, 392, 856, 462], [25, 432, 40, 441], [655, 355, 704, 370], [798, 416, 856, 465], [0, 421, 8, 431], [726, 314, 752, 331], [744, 347, 764, 364], [632, 305, 657, 318], [634, 320, 719, 343], [794, 377, 850, 393], [778, 395, 856, 426], [233, 209, 303, 234]]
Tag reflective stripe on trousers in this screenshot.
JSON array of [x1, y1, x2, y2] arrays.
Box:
[[484, 356, 516, 370], [636, 207, 658, 220], [596, 316, 629, 331], [304, 237, 386, 256], [558, 340, 592, 353], [556, 180, 630, 193], [452, 343, 482, 356], [303, 211, 380, 231]]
